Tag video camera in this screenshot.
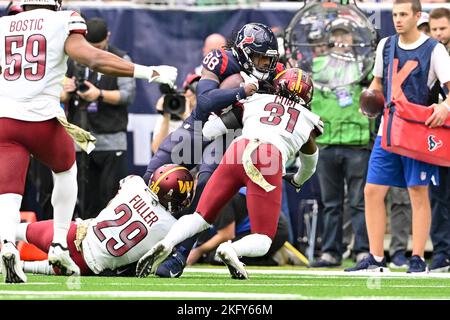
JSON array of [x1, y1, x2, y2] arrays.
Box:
[[159, 83, 186, 116]]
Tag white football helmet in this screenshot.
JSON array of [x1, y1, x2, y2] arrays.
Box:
[[20, 0, 62, 10]]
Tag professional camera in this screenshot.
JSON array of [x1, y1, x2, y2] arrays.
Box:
[[72, 62, 90, 93], [159, 84, 186, 116]]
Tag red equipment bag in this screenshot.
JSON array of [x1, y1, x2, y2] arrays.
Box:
[[381, 99, 450, 167]]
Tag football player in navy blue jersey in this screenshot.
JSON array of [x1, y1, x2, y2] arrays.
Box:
[[143, 23, 284, 278]]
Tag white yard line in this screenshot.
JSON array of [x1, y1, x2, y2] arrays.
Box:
[[0, 290, 304, 300], [184, 268, 450, 279]]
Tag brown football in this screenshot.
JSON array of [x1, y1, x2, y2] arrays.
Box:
[[220, 73, 244, 89], [359, 89, 385, 117]]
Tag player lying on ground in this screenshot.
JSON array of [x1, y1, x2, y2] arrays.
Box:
[[136, 68, 323, 279], [5, 165, 193, 276]]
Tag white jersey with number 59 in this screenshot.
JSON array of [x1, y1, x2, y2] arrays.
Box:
[[82, 175, 176, 274], [240, 93, 323, 165], [0, 9, 86, 121]]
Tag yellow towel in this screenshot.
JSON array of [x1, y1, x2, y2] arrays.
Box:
[[57, 117, 96, 154], [242, 139, 276, 192]]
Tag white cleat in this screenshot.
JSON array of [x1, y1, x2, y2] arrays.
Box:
[[48, 243, 80, 276], [216, 241, 249, 280], [136, 241, 173, 278], [1, 241, 27, 283]]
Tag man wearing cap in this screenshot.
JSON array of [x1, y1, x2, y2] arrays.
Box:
[[308, 18, 372, 268], [61, 17, 137, 220], [417, 11, 430, 35]]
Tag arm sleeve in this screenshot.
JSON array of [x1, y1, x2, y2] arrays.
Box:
[[117, 54, 136, 105], [196, 79, 246, 115]]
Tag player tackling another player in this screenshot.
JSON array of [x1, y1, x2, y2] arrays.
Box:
[[136, 68, 323, 280]]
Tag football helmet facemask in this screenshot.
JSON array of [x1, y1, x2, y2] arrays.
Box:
[[232, 23, 279, 81], [148, 164, 194, 214], [273, 68, 314, 105]]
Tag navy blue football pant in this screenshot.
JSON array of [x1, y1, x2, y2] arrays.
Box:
[[143, 124, 210, 184]]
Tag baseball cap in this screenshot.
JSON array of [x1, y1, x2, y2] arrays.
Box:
[[86, 17, 108, 43], [417, 12, 429, 27]]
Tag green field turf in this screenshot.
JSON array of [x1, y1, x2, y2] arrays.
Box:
[[1, 265, 450, 300]]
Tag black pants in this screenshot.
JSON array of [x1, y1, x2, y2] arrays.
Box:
[[77, 150, 128, 219]]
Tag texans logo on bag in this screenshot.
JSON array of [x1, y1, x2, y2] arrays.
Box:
[[427, 135, 443, 152]]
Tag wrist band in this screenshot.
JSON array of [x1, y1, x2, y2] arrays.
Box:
[[443, 101, 450, 112], [133, 64, 154, 80]]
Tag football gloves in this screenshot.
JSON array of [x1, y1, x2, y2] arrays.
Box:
[[283, 173, 303, 193], [240, 71, 259, 91], [149, 65, 178, 87]]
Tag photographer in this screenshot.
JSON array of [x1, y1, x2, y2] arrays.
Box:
[[61, 17, 136, 219], [151, 74, 200, 153]]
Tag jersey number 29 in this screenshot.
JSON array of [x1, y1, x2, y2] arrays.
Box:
[[93, 204, 148, 257]]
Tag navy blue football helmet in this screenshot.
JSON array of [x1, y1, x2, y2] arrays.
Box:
[[232, 23, 279, 80]]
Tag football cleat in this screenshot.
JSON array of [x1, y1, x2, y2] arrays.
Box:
[[1, 241, 27, 283], [136, 241, 173, 278], [216, 241, 249, 280], [155, 246, 188, 278], [48, 243, 80, 276]]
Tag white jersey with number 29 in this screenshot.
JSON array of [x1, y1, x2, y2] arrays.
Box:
[[240, 93, 323, 164], [0, 9, 86, 121], [82, 175, 176, 274]]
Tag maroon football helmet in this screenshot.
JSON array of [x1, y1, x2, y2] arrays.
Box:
[[148, 164, 194, 214], [273, 68, 314, 105]]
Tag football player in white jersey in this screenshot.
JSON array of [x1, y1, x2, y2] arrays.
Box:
[[136, 68, 323, 280], [0, 0, 178, 283], [10, 164, 193, 277]]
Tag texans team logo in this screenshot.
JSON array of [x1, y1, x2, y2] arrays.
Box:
[[428, 135, 443, 152], [238, 34, 255, 48]]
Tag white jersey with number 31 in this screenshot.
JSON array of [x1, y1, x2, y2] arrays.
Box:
[[0, 9, 86, 121], [241, 93, 322, 164], [82, 175, 176, 274]]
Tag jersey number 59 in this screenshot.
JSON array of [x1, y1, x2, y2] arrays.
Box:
[[3, 34, 47, 81]]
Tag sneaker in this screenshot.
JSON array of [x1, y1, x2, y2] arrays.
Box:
[[1, 241, 27, 283], [310, 253, 341, 268], [47, 243, 80, 276], [136, 241, 173, 278], [345, 254, 388, 272], [389, 251, 409, 269], [216, 241, 248, 280], [407, 255, 429, 273], [356, 252, 370, 263], [155, 246, 187, 278], [430, 254, 450, 273]]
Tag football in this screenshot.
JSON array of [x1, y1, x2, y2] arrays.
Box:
[[220, 73, 244, 89], [359, 89, 385, 118]]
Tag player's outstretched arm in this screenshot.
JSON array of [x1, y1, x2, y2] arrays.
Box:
[[64, 34, 177, 85]]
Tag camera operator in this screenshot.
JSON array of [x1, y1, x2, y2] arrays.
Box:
[[151, 74, 200, 153], [60, 17, 136, 219]]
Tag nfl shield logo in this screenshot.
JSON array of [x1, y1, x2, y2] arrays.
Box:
[[420, 171, 427, 181]]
